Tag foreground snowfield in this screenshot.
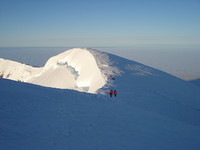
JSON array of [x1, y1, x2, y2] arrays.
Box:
[[1, 48, 200, 150]]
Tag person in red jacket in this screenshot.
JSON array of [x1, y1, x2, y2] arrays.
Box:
[[114, 90, 117, 97], [109, 90, 113, 97]]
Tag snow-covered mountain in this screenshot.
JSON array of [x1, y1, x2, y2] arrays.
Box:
[[1, 48, 200, 150], [0, 48, 119, 93]]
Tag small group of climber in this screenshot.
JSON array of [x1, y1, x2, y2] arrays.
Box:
[[109, 90, 117, 97], [108, 75, 118, 97]]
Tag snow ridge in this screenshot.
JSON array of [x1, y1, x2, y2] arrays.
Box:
[[0, 48, 119, 93]]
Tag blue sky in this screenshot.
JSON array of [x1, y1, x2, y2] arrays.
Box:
[[0, 0, 200, 48]]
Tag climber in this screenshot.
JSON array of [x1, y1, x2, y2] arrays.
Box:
[[109, 90, 113, 97], [114, 90, 117, 97], [109, 75, 115, 80]]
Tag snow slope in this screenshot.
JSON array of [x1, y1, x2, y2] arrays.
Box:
[[190, 78, 200, 87], [1, 49, 200, 150], [0, 48, 118, 93]]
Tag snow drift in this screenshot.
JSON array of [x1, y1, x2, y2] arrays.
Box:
[[0, 48, 118, 93]]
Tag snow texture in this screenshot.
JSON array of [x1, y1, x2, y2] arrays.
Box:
[[0, 48, 119, 93], [0, 48, 200, 150]]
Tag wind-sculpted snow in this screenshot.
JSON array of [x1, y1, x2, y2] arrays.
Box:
[[0, 48, 119, 93], [0, 58, 42, 81], [125, 64, 155, 76]]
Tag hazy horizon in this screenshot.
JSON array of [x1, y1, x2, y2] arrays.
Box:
[[0, 47, 200, 81]]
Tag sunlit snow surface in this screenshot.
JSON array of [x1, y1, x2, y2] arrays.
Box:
[[0, 48, 119, 93], [0, 48, 200, 150]]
